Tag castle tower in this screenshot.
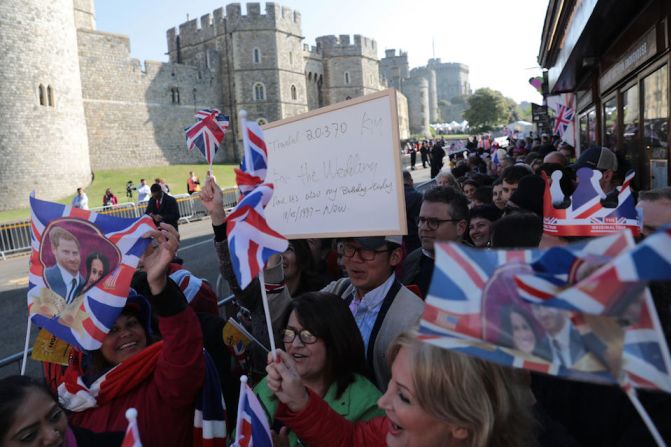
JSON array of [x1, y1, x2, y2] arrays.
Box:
[[379, 49, 409, 91], [402, 77, 430, 137], [316, 34, 380, 105], [427, 59, 471, 100], [73, 0, 96, 30], [410, 67, 439, 123], [0, 0, 91, 211]]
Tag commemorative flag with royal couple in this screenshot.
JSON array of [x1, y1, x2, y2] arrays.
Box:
[[226, 110, 288, 290], [27, 195, 155, 351], [419, 226, 671, 393]]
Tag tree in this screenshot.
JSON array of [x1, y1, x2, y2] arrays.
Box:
[[463, 88, 509, 132]]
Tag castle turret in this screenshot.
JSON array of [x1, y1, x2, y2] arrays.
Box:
[[316, 34, 380, 105], [402, 77, 430, 137], [0, 0, 91, 210], [410, 66, 439, 123]]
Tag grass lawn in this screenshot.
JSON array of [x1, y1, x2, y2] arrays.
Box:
[[0, 164, 237, 224]]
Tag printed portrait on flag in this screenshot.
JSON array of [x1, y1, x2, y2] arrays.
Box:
[[28, 196, 155, 351]]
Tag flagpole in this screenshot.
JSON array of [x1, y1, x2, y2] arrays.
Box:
[[233, 375, 249, 447], [238, 109, 248, 172], [624, 386, 667, 447], [259, 270, 277, 362], [20, 316, 32, 375]]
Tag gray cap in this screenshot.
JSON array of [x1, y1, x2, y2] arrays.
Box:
[[351, 235, 402, 249], [575, 147, 618, 172]]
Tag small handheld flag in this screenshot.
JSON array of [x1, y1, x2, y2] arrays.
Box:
[[122, 408, 142, 447], [185, 108, 230, 169], [234, 376, 272, 447]]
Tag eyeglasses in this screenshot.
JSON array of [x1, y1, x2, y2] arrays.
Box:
[[416, 216, 461, 230], [282, 328, 318, 345], [342, 244, 391, 261]]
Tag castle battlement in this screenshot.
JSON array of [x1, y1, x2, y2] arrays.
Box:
[[315, 34, 377, 59], [168, 2, 301, 52], [384, 49, 407, 58], [303, 43, 322, 58]]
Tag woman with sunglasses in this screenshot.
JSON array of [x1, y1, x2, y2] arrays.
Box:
[[255, 292, 384, 446]]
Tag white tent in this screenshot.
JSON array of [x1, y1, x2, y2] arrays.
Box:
[[506, 120, 535, 137]]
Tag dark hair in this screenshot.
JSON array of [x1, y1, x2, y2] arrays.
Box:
[[423, 186, 469, 222], [283, 292, 367, 398], [469, 204, 502, 222], [499, 305, 544, 355], [501, 165, 533, 185], [85, 252, 110, 282], [461, 178, 480, 189], [150, 183, 162, 193], [473, 185, 493, 204], [490, 212, 543, 248], [0, 376, 56, 440], [287, 239, 324, 295]]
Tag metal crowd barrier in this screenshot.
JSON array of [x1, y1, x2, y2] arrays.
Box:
[[0, 187, 240, 259]]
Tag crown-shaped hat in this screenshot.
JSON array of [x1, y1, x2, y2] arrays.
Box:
[[543, 167, 640, 237]]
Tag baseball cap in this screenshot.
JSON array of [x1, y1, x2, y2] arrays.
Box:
[[575, 147, 618, 172], [351, 235, 402, 249]]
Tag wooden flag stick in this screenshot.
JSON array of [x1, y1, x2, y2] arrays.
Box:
[[258, 270, 277, 362]]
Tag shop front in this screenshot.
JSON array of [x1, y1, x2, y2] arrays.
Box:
[[539, 0, 670, 190]]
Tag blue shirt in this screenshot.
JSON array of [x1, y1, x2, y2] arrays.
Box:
[[348, 274, 396, 352]]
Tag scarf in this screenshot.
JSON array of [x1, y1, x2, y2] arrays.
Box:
[[57, 342, 227, 446]]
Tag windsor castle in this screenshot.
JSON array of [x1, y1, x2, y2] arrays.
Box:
[[0, 0, 470, 210]]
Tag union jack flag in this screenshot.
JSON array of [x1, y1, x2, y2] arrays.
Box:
[[185, 109, 230, 165], [544, 168, 640, 237], [553, 103, 574, 137], [226, 184, 288, 290], [28, 196, 155, 351], [419, 231, 671, 392], [122, 408, 142, 447], [235, 118, 269, 195], [234, 380, 272, 447]]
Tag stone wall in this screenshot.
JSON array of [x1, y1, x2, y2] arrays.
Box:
[[77, 29, 226, 170], [379, 49, 409, 90], [402, 77, 430, 136], [0, 0, 91, 210]]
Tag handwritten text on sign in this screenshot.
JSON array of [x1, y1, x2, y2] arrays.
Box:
[[263, 90, 406, 238]]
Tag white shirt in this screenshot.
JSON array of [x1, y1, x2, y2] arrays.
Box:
[[137, 184, 151, 202], [57, 264, 80, 303], [72, 193, 89, 210]]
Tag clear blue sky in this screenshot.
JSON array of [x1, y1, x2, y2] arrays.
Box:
[[96, 0, 548, 105]]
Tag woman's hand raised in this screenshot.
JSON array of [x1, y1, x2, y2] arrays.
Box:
[[142, 223, 179, 295], [266, 350, 309, 413]]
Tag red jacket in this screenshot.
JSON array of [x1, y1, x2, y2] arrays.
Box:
[[69, 307, 204, 447], [277, 388, 389, 447]]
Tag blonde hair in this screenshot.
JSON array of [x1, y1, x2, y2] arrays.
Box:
[[389, 332, 536, 447], [436, 170, 462, 192]]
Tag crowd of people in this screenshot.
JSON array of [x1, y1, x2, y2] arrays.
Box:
[[3, 136, 671, 447]]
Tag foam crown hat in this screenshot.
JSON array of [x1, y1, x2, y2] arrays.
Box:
[[543, 167, 640, 237]]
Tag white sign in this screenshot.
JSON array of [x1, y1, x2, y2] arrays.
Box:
[[263, 89, 407, 239]]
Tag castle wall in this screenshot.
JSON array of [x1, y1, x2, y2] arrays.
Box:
[[73, 0, 95, 30], [0, 0, 91, 210], [428, 59, 471, 100], [379, 49, 409, 90], [304, 45, 324, 109], [77, 29, 226, 170], [396, 91, 410, 141]]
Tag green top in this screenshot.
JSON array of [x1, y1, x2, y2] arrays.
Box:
[[254, 373, 385, 447]]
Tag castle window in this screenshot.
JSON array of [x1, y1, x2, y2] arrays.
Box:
[[171, 87, 180, 104], [291, 85, 297, 100], [254, 83, 266, 101], [257, 118, 268, 125], [345, 96, 352, 100], [38, 84, 46, 106], [289, 52, 293, 65], [253, 48, 261, 64], [47, 85, 54, 107], [344, 72, 351, 85]]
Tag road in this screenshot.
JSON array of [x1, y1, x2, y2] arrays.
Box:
[[0, 166, 430, 377]]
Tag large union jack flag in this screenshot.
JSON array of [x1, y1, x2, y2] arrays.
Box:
[[553, 103, 574, 137], [419, 228, 671, 393], [185, 109, 230, 165], [234, 381, 272, 447], [235, 118, 269, 196], [226, 184, 288, 290], [28, 196, 155, 351]]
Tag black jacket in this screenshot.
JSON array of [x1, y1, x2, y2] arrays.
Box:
[[145, 193, 180, 229]]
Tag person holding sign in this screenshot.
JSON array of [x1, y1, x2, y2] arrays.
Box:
[[201, 175, 423, 389]]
